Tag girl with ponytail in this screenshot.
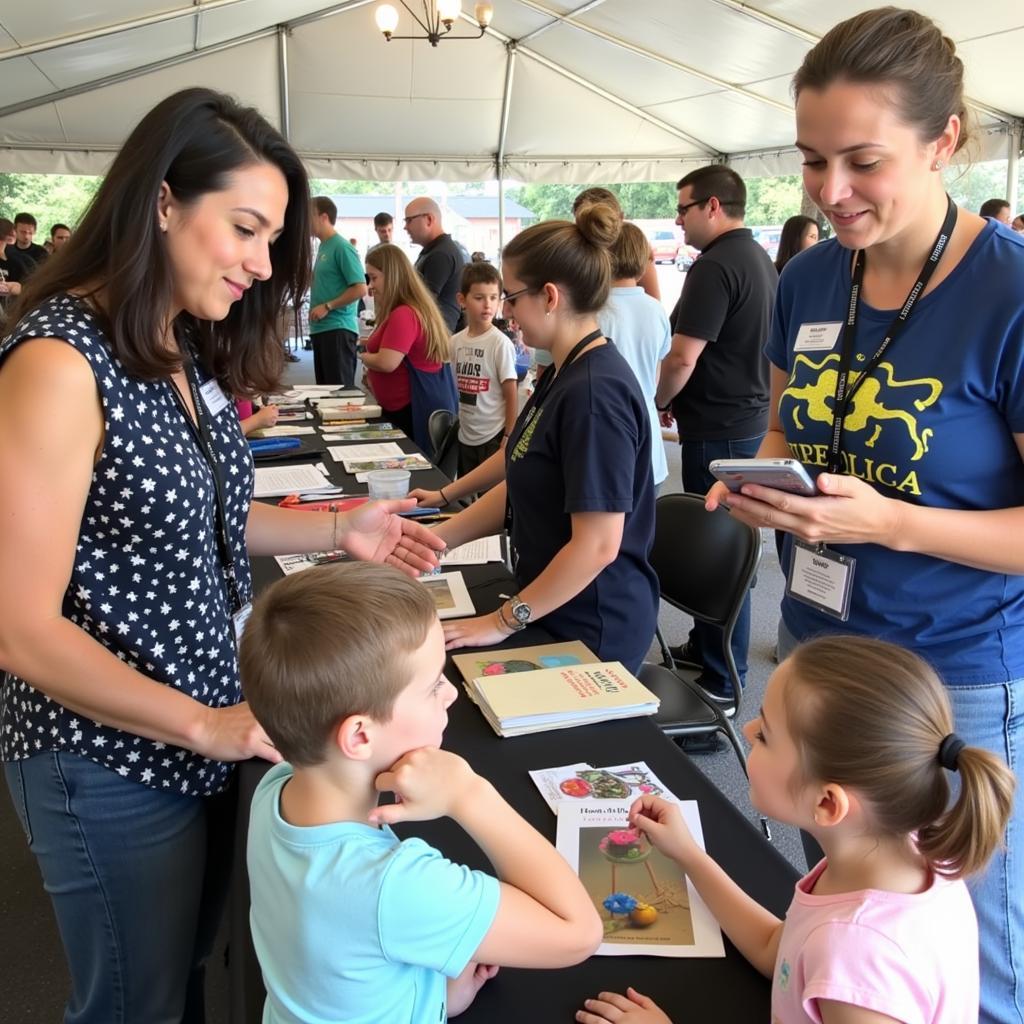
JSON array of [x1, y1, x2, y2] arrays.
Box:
[[578, 635, 1014, 1024]]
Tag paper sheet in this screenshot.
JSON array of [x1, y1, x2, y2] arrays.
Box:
[[556, 802, 725, 958], [274, 551, 349, 575], [253, 464, 333, 498], [327, 442, 405, 462], [528, 761, 677, 815], [250, 425, 316, 437], [440, 535, 504, 565]]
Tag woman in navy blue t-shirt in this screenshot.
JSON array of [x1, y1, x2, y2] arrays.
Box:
[[430, 203, 659, 673]]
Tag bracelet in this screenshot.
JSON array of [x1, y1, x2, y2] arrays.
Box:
[[493, 609, 514, 636], [439, 486, 449, 504], [496, 601, 518, 633]]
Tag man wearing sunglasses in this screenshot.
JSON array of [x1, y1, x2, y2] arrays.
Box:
[[404, 197, 467, 332], [654, 164, 777, 713]]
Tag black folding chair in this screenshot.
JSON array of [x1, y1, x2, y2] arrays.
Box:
[[637, 493, 768, 834], [427, 408, 460, 483]]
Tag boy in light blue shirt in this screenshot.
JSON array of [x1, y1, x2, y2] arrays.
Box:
[[240, 562, 601, 1024]]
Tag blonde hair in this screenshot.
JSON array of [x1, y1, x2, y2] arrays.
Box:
[[785, 637, 1015, 878], [610, 222, 652, 281], [239, 562, 438, 766], [365, 243, 451, 363], [502, 201, 622, 315]]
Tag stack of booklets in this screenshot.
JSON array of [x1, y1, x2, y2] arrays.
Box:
[[455, 650, 659, 738], [320, 405, 383, 424]]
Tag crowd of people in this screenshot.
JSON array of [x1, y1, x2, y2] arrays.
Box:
[[0, 5, 1021, 1024]]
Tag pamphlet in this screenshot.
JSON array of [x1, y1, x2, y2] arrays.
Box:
[[327, 442, 405, 463], [321, 428, 405, 441], [528, 761, 674, 815], [439, 535, 504, 566], [452, 640, 598, 687], [556, 802, 724, 958], [250, 425, 317, 437], [351, 454, 433, 478], [418, 571, 475, 619]]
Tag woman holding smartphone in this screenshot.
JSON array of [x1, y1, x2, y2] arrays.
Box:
[[706, 10, 1023, 1022]]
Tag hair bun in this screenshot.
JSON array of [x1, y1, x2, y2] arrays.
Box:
[[575, 201, 623, 250]]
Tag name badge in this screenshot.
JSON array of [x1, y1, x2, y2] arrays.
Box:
[[232, 602, 253, 642], [199, 378, 231, 418], [794, 321, 842, 352], [785, 541, 856, 621]]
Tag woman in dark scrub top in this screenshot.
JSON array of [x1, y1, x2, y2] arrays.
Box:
[[434, 202, 659, 673]]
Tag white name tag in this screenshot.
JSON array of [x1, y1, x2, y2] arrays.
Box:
[[786, 541, 856, 620], [232, 601, 253, 642], [199, 378, 231, 418], [794, 321, 842, 352]]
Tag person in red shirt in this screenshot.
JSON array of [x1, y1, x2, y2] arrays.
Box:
[[361, 243, 456, 449]]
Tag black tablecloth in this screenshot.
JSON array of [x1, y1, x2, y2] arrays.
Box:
[[231, 412, 798, 1023]]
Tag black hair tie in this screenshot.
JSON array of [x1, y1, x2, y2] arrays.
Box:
[[938, 733, 966, 772]]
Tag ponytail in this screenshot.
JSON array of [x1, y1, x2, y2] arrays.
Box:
[[786, 637, 1015, 879]]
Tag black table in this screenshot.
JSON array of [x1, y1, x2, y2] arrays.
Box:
[[231, 411, 798, 1022]]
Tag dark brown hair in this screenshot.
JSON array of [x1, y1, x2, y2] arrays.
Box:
[[502, 202, 621, 315], [609, 221, 651, 280], [9, 88, 311, 397], [785, 637, 1015, 878], [373, 211, 393, 227], [312, 195, 337, 224], [676, 164, 746, 219], [0, 218, 13, 239], [793, 7, 969, 154], [774, 215, 818, 273], [979, 198, 1010, 219], [239, 562, 438, 766], [459, 260, 501, 293]]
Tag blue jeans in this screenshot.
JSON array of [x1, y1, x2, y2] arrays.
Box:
[[4, 752, 236, 1024], [679, 433, 763, 693], [778, 620, 1024, 1024]]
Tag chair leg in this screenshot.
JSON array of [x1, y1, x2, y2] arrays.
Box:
[[720, 717, 772, 841], [655, 625, 673, 669]]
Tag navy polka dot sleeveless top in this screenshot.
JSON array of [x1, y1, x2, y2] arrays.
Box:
[[0, 294, 254, 796]]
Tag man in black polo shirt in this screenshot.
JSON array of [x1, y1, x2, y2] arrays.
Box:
[[655, 164, 777, 712], [12, 213, 49, 271], [404, 197, 466, 331]]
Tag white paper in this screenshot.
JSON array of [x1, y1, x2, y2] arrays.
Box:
[[440, 535, 504, 566], [417, 571, 475, 619], [555, 802, 725, 958], [274, 551, 349, 575], [528, 761, 678, 815], [253, 464, 337, 498], [327, 442, 405, 462], [250, 425, 316, 437]]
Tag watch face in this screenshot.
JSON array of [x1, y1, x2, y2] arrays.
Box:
[[512, 600, 531, 623]]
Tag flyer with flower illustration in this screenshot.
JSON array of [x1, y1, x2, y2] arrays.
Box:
[[528, 761, 673, 815], [555, 802, 725, 957]]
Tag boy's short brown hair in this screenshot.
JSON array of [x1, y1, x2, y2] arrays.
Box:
[[239, 562, 438, 766], [459, 260, 501, 295], [609, 222, 652, 281]]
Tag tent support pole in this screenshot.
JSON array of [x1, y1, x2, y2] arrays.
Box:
[[1007, 124, 1021, 217], [496, 43, 517, 258], [277, 26, 291, 141]]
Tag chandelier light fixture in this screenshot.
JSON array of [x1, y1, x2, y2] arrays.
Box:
[[375, 1, 494, 46]]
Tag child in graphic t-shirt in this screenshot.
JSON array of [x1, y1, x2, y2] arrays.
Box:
[[576, 636, 1015, 1024], [451, 262, 518, 476], [242, 563, 601, 1024]]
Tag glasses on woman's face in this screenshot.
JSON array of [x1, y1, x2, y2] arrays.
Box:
[[501, 285, 532, 307]]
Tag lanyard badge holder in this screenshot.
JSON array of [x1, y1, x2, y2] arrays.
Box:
[[170, 357, 252, 642], [787, 197, 957, 621], [502, 329, 603, 571]]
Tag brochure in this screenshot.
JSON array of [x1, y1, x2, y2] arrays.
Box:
[[327, 442, 405, 463], [452, 640, 598, 687], [556, 802, 725, 958], [418, 571, 475, 619], [528, 760, 674, 815]]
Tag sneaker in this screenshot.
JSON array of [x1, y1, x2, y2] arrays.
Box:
[[669, 640, 702, 670], [692, 674, 737, 719], [285, 352, 301, 363]]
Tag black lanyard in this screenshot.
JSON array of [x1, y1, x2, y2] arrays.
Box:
[[827, 195, 957, 475], [168, 356, 245, 614], [504, 328, 605, 541]]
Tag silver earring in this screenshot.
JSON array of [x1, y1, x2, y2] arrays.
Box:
[[933, 160, 944, 171]]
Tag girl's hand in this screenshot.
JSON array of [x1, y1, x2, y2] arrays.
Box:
[[255, 404, 279, 429], [339, 499, 445, 575], [408, 488, 444, 508], [629, 796, 699, 866], [442, 613, 507, 651], [720, 473, 903, 548], [577, 988, 673, 1024], [193, 702, 281, 764]]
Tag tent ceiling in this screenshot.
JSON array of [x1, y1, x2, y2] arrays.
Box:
[[0, 0, 1020, 181]]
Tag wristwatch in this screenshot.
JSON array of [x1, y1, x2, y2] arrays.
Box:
[[508, 594, 532, 629]]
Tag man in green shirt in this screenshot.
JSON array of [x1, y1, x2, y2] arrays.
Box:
[[309, 197, 368, 385]]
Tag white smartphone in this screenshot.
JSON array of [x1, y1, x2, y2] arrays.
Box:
[[709, 458, 817, 496]]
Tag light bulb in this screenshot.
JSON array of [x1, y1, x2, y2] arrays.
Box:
[[474, 2, 493, 26], [375, 4, 399, 35], [438, 0, 461, 25]]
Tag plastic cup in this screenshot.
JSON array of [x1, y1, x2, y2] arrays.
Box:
[[366, 469, 411, 500]]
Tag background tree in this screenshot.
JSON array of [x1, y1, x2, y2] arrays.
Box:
[[0, 173, 101, 233]]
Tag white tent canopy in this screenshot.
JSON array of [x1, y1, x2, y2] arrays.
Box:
[[0, 0, 1021, 185]]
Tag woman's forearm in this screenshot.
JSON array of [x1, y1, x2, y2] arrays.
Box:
[[434, 483, 507, 550], [442, 448, 507, 504], [245, 500, 337, 556]]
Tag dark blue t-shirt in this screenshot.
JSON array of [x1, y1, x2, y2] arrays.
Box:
[[765, 221, 1024, 684], [505, 342, 658, 672]]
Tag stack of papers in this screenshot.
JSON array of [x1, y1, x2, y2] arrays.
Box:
[[320, 404, 382, 423], [253, 464, 333, 498], [322, 427, 406, 441], [464, 661, 660, 738], [327, 442, 405, 464]]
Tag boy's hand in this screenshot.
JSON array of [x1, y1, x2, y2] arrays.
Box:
[[629, 796, 699, 866], [369, 747, 482, 825], [577, 988, 673, 1024], [447, 961, 499, 1017]]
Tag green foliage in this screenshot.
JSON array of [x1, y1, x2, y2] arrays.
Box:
[[505, 181, 678, 222], [743, 176, 804, 226], [0, 174, 101, 232]]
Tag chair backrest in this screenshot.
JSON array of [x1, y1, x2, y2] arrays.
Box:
[[649, 492, 761, 628], [427, 408, 459, 480]]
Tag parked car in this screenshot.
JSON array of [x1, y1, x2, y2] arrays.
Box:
[[675, 244, 700, 272], [650, 230, 680, 264]]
